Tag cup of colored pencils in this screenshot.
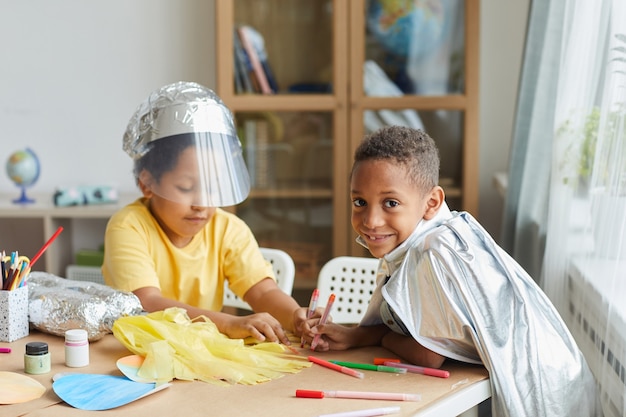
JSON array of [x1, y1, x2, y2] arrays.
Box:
[[0, 251, 30, 342], [1, 251, 31, 291]]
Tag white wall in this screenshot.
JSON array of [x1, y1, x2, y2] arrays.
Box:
[[0, 0, 215, 196], [478, 0, 529, 238], [0, 0, 527, 240]]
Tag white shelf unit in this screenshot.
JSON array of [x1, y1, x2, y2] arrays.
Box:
[[0, 193, 137, 277]]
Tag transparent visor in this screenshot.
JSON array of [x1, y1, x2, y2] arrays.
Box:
[[140, 132, 250, 207]]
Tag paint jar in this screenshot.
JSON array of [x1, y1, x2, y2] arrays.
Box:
[[24, 341, 51, 374], [65, 329, 89, 367]]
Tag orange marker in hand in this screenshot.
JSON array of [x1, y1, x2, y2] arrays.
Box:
[[310, 293, 335, 351]]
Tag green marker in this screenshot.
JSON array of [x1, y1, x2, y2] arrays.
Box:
[[330, 361, 408, 374]]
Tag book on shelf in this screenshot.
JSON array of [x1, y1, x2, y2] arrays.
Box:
[[233, 29, 256, 93], [240, 25, 279, 93], [236, 26, 273, 95]]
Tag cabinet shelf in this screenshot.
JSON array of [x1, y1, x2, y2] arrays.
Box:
[[223, 95, 339, 111], [249, 188, 333, 199], [358, 95, 470, 110]]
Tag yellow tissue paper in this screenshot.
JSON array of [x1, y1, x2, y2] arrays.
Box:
[[112, 307, 310, 386]]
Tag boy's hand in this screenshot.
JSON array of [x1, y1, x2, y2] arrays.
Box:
[[307, 322, 355, 351], [308, 323, 390, 351], [294, 306, 325, 338]]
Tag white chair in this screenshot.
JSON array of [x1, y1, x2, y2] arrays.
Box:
[[316, 256, 380, 324], [222, 247, 295, 311], [66, 265, 105, 284]]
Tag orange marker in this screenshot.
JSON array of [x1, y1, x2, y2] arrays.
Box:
[[310, 293, 335, 351]]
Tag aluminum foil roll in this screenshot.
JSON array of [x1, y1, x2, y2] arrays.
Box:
[[27, 272, 143, 341]]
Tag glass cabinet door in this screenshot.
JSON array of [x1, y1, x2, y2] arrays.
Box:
[[233, 0, 334, 96], [364, 0, 466, 97], [235, 110, 334, 287]]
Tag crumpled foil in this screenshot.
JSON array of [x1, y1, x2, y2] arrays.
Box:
[[27, 272, 143, 341], [123, 81, 235, 160]]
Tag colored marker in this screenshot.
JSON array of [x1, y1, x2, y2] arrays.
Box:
[[308, 355, 364, 379], [383, 361, 450, 378], [0, 347, 11, 353], [296, 389, 420, 401], [311, 293, 335, 351], [329, 361, 407, 374], [316, 406, 401, 417], [301, 288, 320, 347], [29, 226, 64, 268], [373, 358, 400, 365]]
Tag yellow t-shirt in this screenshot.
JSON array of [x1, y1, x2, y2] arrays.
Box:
[[102, 198, 274, 311]]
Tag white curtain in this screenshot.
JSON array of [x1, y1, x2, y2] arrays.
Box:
[[505, 1, 626, 416]]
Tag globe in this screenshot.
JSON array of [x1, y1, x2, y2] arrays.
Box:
[[6, 148, 41, 204]]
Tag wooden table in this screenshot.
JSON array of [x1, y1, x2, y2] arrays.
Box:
[[1, 332, 490, 417]]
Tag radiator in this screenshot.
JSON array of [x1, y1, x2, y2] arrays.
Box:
[[567, 258, 626, 417]]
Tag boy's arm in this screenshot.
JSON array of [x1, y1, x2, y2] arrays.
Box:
[[381, 331, 446, 368], [307, 323, 391, 351]]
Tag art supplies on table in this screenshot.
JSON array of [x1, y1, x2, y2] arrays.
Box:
[[301, 287, 319, 347], [1, 252, 30, 291], [329, 361, 407, 374], [0, 225, 63, 290], [0, 282, 29, 342], [29, 226, 64, 269], [311, 293, 335, 351], [52, 373, 171, 411], [0, 371, 46, 404], [296, 389, 420, 401], [0, 226, 63, 342], [308, 356, 364, 379], [382, 361, 450, 378], [315, 406, 401, 417]]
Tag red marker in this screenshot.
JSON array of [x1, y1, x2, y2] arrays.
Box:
[[373, 357, 400, 365], [29, 226, 64, 268], [308, 355, 364, 379], [296, 389, 421, 401], [383, 361, 450, 378]]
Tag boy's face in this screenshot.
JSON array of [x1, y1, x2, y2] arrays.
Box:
[[139, 146, 216, 248], [350, 159, 437, 258]]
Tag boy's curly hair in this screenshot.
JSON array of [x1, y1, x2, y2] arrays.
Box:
[[352, 126, 440, 193]]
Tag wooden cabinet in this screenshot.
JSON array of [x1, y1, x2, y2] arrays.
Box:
[[216, 0, 479, 287]]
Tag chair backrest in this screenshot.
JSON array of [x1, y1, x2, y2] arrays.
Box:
[[223, 247, 296, 311], [316, 256, 380, 324]]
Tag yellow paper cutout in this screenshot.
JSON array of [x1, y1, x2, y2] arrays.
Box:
[[112, 307, 310, 386], [0, 371, 46, 404]]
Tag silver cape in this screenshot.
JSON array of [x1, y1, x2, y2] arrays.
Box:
[[360, 203, 602, 417]]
